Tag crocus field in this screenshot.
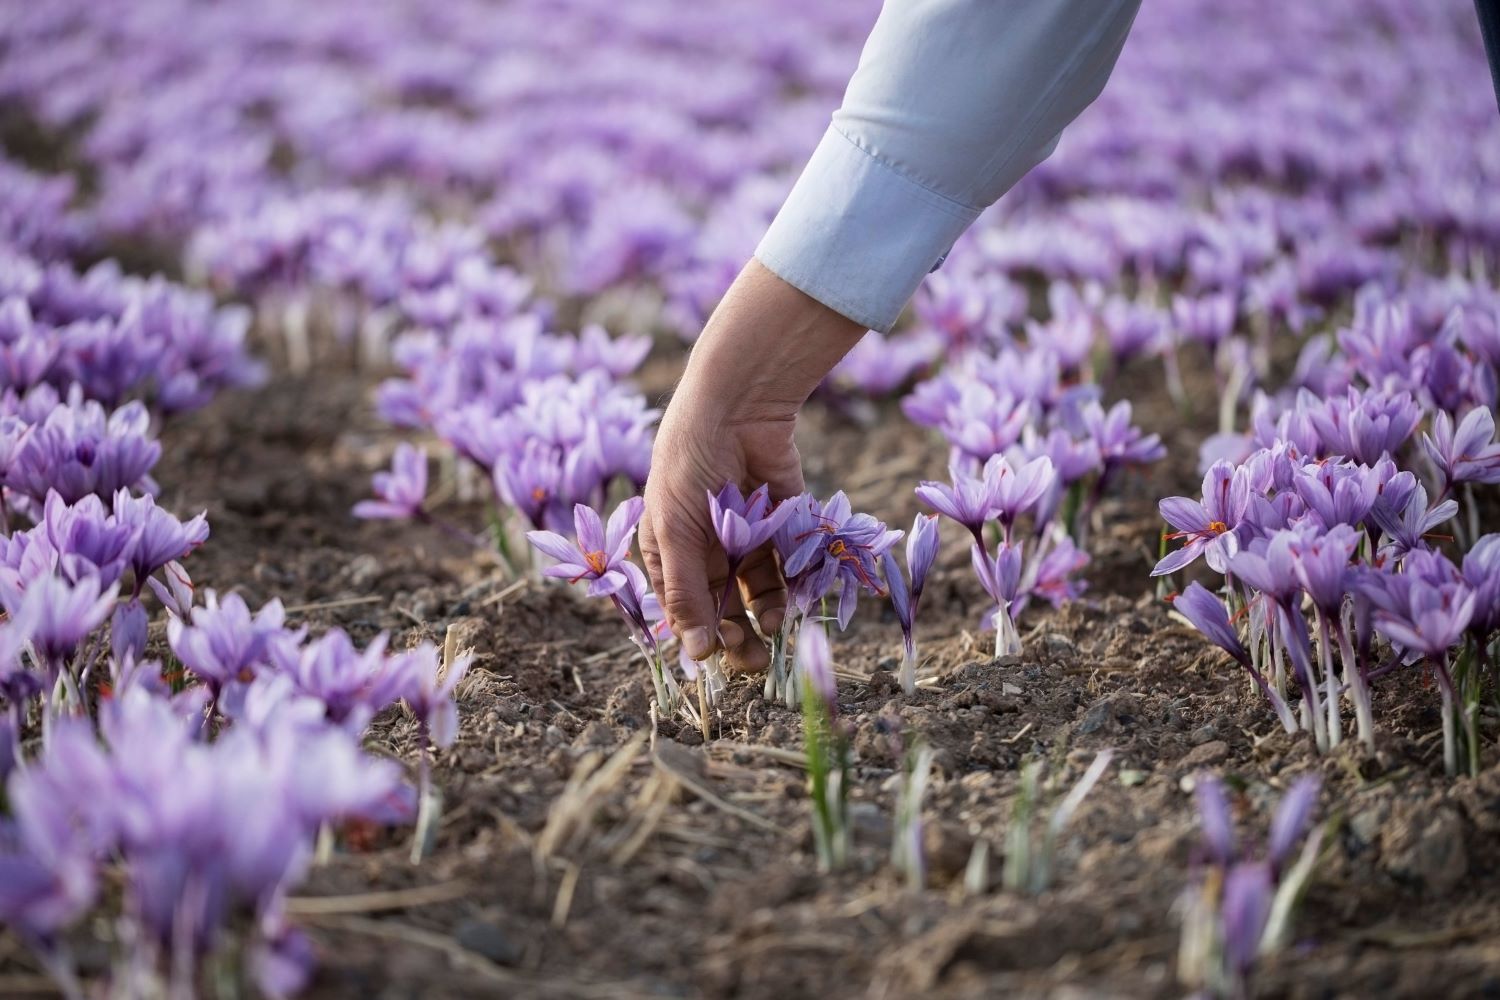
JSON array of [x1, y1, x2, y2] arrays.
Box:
[[2, 0, 1499, 996]]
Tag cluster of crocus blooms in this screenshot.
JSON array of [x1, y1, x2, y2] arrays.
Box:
[[0, 213, 437, 992], [1178, 776, 1324, 998], [0, 551, 466, 995], [1, 0, 1498, 990], [915, 453, 1099, 662], [1161, 287, 1500, 772], [764, 490, 902, 706]]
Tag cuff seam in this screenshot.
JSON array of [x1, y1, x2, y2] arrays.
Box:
[[828, 125, 982, 222], [754, 246, 890, 333]]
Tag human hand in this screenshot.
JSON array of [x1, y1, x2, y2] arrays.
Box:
[[640, 259, 866, 671]]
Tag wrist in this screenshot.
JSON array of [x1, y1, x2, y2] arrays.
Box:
[[682, 258, 867, 422]]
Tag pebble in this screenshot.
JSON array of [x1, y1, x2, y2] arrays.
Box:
[[454, 919, 522, 966], [1381, 805, 1468, 895], [1078, 693, 1139, 735], [1188, 724, 1218, 746], [921, 821, 976, 882], [849, 801, 892, 845], [1180, 740, 1229, 768], [1041, 633, 1078, 659], [571, 721, 613, 750], [1348, 801, 1389, 848]]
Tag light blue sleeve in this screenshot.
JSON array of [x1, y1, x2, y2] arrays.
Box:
[[755, 0, 1142, 332]]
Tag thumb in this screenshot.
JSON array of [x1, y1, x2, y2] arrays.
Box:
[[760, 439, 807, 503]]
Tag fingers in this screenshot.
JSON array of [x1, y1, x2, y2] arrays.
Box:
[[715, 587, 770, 675], [641, 497, 721, 662], [737, 542, 787, 636]]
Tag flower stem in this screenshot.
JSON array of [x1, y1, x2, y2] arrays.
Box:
[[899, 630, 918, 696], [1315, 610, 1342, 750]]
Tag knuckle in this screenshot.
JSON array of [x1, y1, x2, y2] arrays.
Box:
[[660, 587, 703, 616]]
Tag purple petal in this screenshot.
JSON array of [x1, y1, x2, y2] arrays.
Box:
[[526, 530, 581, 565], [573, 504, 606, 552]]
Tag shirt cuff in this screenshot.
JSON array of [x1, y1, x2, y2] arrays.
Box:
[[755, 126, 979, 333]]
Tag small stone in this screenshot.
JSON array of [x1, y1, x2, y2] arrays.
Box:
[[572, 721, 613, 750], [759, 723, 790, 745], [1381, 804, 1468, 895], [454, 919, 521, 965], [1078, 693, 1139, 735], [1042, 633, 1077, 659], [1348, 802, 1389, 847], [1002, 682, 1023, 696], [1180, 740, 1229, 768], [931, 748, 959, 778], [1189, 724, 1218, 746], [921, 822, 975, 882], [849, 802, 892, 845]]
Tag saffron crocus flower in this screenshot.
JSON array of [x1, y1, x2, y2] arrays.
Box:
[[9, 572, 114, 685], [884, 517, 940, 695], [493, 438, 562, 530], [1291, 462, 1378, 530], [706, 483, 792, 564], [1172, 292, 1236, 349], [1355, 553, 1474, 772], [1308, 387, 1422, 465], [1368, 483, 1458, 560], [112, 489, 209, 583], [526, 497, 643, 598], [146, 560, 195, 620], [798, 619, 836, 712], [1287, 521, 1371, 746], [269, 630, 401, 732], [39, 491, 138, 587], [1193, 775, 1235, 866], [1171, 582, 1249, 666], [1267, 775, 1320, 873], [167, 592, 296, 695], [353, 443, 428, 520], [1153, 461, 1250, 576], [1082, 399, 1165, 469], [385, 644, 471, 749], [1359, 560, 1475, 659], [778, 491, 899, 629], [906, 513, 940, 600], [940, 385, 1033, 464], [7, 396, 161, 506], [110, 599, 148, 666], [1461, 535, 1500, 636], [972, 542, 1023, 658], [916, 465, 995, 547], [1286, 523, 1359, 615], [1221, 862, 1274, 978], [985, 453, 1056, 537], [1422, 406, 1500, 487], [1021, 530, 1091, 613]]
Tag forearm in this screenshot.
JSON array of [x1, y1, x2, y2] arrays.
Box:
[[680, 259, 867, 423], [758, 0, 1142, 332]]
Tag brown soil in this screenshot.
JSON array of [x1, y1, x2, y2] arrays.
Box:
[[128, 342, 1500, 1000]]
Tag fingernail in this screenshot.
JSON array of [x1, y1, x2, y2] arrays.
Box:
[[717, 619, 744, 649], [759, 606, 785, 635], [682, 626, 713, 661]]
